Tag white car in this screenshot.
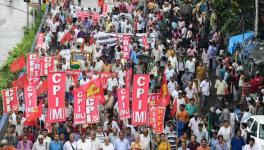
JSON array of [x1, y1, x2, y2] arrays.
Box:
[[246, 115, 264, 149]]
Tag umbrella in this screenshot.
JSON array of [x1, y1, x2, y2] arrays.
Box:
[[137, 54, 153, 64], [180, 4, 192, 15]]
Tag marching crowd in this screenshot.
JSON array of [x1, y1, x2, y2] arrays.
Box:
[[0, 0, 264, 150]]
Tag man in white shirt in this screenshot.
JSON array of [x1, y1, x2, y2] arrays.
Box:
[[168, 77, 177, 94], [79, 74, 90, 86], [100, 136, 114, 150], [77, 133, 89, 150], [33, 135, 49, 150], [106, 75, 118, 92], [87, 130, 101, 150], [185, 81, 197, 100], [200, 76, 211, 109], [140, 128, 151, 150], [188, 113, 202, 135], [165, 64, 175, 81], [49, 19, 59, 33], [63, 133, 77, 150], [185, 57, 196, 74]]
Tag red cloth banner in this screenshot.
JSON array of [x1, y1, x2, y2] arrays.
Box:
[[1, 87, 19, 113], [24, 101, 43, 126], [142, 35, 149, 50], [86, 96, 100, 123], [102, 4, 108, 15], [24, 85, 37, 117], [35, 33, 44, 49], [122, 35, 130, 59], [27, 53, 41, 86], [132, 74, 150, 125], [40, 56, 54, 76], [10, 55, 26, 73], [148, 93, 160, 127], [125, 68, 132, 89], [47, 72, 66, 123], [117, 88, 130, 120], [36, 79, 48, 96], [76, 11, 99, 21], [73, 89, 86, 124], [66, 70, 82, 83], [12, 73, 28, 90], [153, 107, 165, 133]]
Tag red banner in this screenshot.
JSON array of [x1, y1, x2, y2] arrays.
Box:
[[10, 55, 26, 73], [86, 96, 100, 123], [73, 89, 86, 124], [153, 107, 165, 133], [47, 72, 66, 123], [1, 87, 19, 113], [36, 79, 48, 96], [148, 93, 160, 127], [66, 70, 82, 84], [132, 74, 150, 125], [27, 53, 41, 86], [102, 4, 108, 15], [77, 11, 99, 21], [40, 56, 54, 76], [122, 35, 130, 59], [12, 74, 28, 90], [142, 35, 149, 50], [35, 33, 44, 49], [24, 85, 37, 117], [98, 72, 117, 89], [125, 68, 132, 89], [117, 88, 130, 120]]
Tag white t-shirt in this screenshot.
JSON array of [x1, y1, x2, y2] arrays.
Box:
[[200, 80, 211, 96], [87, 139, 101, 150], [107, 78, 118, 91], [140, 134, 151, 150], [218, 126, 232, 143], [185, 87, 197, 99], [165, 68, 175, 81], [100, 143, 114, 150], [188, 117, 201, 132], [63, 141, 77, 150], [77, 139, 89, 150], [185, 60, 196, 73]]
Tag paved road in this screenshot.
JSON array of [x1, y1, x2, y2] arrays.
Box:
[[0, 0, 32, 65]]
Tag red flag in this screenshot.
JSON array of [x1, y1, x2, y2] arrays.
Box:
[[24, 85, 38, 117], [73, 89, 86, 124], [117, 88, 130, 120], [36, 79, 48, 96], [158, 73, 170, 107], [86, 96, 100, 123], [1, 87, 19, 113], [47, 72, 66, 123], [98, 0, 104, 7], [132, 74, 150, 125], [170, 98, 177, 117], [12, 74, 28, 90], [24, 101, 43, 126], [10, 55, 26, 72], [60, 32, 72, 45]]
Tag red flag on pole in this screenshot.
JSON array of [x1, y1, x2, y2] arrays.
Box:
[[10, 55, 26, 72], [24, 101, 43, 126], [158, 73, 170, 107], [12, 73, 28, 90]]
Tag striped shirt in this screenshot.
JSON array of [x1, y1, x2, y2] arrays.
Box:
[[165, 131, 178, 150]]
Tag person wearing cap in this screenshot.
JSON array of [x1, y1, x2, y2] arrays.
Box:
[[32, 135, 49, 150]]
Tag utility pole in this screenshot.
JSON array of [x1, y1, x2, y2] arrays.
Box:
[[38, 0, 41, 15], [27, 1, 29, 28], [255, 0, 259, 38]]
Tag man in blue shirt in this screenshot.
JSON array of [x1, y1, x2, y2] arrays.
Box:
[[114, 131, 130, 150], [49, 133, 63, 150], [231, 130, 245, 150]]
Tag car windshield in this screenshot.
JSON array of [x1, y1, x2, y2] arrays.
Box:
[[260, 124, 264, 140]]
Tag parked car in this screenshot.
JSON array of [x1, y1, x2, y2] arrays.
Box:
[[246, 115, 264, 149]]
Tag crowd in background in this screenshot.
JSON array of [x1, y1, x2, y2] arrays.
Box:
[[0, 0, 263, 150]]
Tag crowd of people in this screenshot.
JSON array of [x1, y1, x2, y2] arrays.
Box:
[[0, 0, 263, 150]]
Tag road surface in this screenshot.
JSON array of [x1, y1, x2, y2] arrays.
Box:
[[0, 0, 32, 65]]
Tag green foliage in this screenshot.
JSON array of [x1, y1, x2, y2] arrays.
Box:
[[0, 9, 44, 111]]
